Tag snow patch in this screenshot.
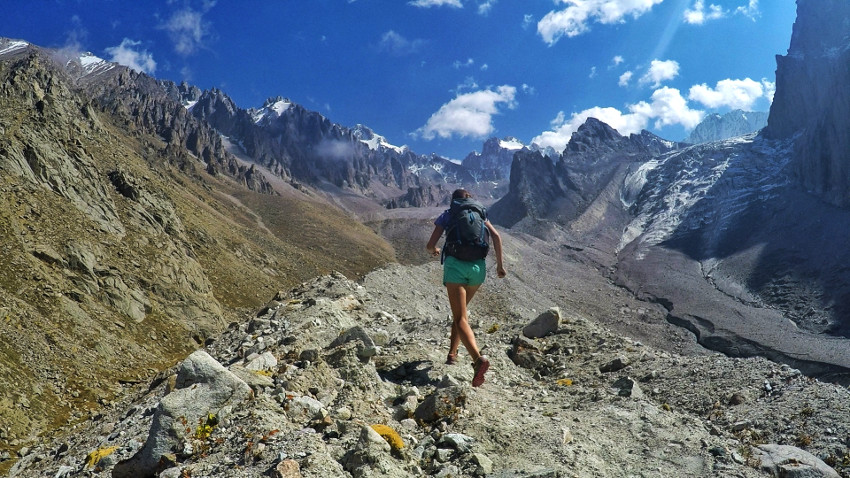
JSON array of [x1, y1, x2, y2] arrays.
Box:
[[252, 99, 292, 123], [0, 40, 28, 56], [618, 135, 793, 259]]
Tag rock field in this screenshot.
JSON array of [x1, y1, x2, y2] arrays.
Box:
[[7, 262, 850, 477]]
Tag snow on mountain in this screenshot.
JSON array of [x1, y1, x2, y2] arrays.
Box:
[[0, 38, 28, 56], [351, 124, 407, 154], [250, 96, 294, 124], [619, 133, 794, 259], [75, 52, 115, 76]]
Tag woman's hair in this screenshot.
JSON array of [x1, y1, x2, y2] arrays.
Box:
[[452, 188, 472, 199]]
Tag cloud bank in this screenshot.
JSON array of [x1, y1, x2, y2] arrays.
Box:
[[538, 0, 666, 45], [105, 38, 157, 74], [417, 85, 517, 140]]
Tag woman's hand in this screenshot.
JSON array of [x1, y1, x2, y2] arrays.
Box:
[[429, 247, 441, 257], [496, 265, 506, 278]]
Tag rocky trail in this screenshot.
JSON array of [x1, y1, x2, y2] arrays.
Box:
[[8, 262, 850, 477]]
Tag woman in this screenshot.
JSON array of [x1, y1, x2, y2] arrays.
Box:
[[426, 189, 506, 387]]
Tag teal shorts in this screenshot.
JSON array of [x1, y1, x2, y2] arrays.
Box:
[[443, 256, 486, 286]]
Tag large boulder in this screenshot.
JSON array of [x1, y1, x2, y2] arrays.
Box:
[[755, 444, 840, 478], [112, 351, 252, 478]]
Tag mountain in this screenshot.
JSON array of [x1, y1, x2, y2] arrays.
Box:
[[684, 110, 769, 144], [9, 268, 850, 477], [0, 38, 396, 463], [489, 0, 850, 382], [764, 0, 850, 208], [188, 91, 481, 208], [489, 118, 681, 233]]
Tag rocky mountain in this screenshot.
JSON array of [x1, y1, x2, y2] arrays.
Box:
[[489, 118, 681, 232], [764, 0, 850, 208], [6, 0, 850, 475], [487, 0, 850, 386], [461, 137, 526, 182], [188, 92, 481, 208], [8, 265, 850, 477], [0, 38, 396, 469], [685, 110, 769, 144]]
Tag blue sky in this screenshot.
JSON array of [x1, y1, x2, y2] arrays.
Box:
[[2, 0, 796, 160]]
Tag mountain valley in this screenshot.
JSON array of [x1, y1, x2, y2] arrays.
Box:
[[4, 0, 850, 476]]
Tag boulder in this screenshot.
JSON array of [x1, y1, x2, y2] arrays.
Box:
[[112, 351, 252, 478], [522, 307, 561, 338], [755, 444, 840, 478]]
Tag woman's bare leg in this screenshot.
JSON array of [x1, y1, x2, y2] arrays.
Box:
[[446, 283, 481, 361]]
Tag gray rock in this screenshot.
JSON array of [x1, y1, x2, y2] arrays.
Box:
[[599, 356, 630, 373], [112, 351, 252, 478], [472, 453, 494, 475], [414, 386, 467, 423], [612, 377, 644, 399], [342, 425, 407, 478], [244, 351, 278, 371], [439, 433, 475, 453], [522, 307, 561, 338], [755, 444, 840, 478], [329, 325, 376, 349]]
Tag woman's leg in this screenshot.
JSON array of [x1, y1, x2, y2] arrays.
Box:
[[446, 283, 481, 361]]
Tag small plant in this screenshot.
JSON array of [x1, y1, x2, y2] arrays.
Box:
[[194, 413, 218, 440], [556, 378, 573, 386], [800, 405, 815, 418], [371, 424, 405, 452], [795, 432, 813, 448], [85, 446, 118, 469], [487, 323, 500, 334]]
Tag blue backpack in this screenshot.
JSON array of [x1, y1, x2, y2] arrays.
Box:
[[443, 198, 489, 262]]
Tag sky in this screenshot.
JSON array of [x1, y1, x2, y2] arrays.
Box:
[[1, 0, 797, 160]]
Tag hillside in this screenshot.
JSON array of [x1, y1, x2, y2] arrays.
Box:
[[8, 263, 850, 477], [0, 41, 395, 469]]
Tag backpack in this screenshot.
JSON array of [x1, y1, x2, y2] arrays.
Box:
[[443, 198, 489, 262]]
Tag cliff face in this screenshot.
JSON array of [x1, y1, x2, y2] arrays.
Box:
[[764, 0, 850, 207], [489, 119, 679, 228], [685, 110, 768, 144]]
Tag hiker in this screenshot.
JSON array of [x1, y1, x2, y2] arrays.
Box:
[[426, 189, 506, 387]]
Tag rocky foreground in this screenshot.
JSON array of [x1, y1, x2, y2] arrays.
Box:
[[7, 264, 850, 477]]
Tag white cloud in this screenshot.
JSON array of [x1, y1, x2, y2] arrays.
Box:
[[454, 58, 475, 69], [639, 59, 679, 87], [683, 0, 726, 25], [531, 87, 703, 151], [761, 78, 775, 103], [589, 66, 597, 79], [378, 30, 425, 56], [105, 38, 157, 74], [687, 78, 766, 110], [612, 55, 624, 67], [409, 0, 463, 8], [523, 14, 535, 29], [478, 0, 496, 15], [522, 83, 536, 95], [538, 0, 665, 45], [417, 85, 517, 140], [632, 86, 704, 129], [736, 0, 759, 20], [158, 2, 216, 56], [619, 70, 633, 87]]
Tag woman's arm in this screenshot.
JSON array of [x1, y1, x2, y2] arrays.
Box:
[[485, 221, 506, 278], [426, 225, 444, 257]]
